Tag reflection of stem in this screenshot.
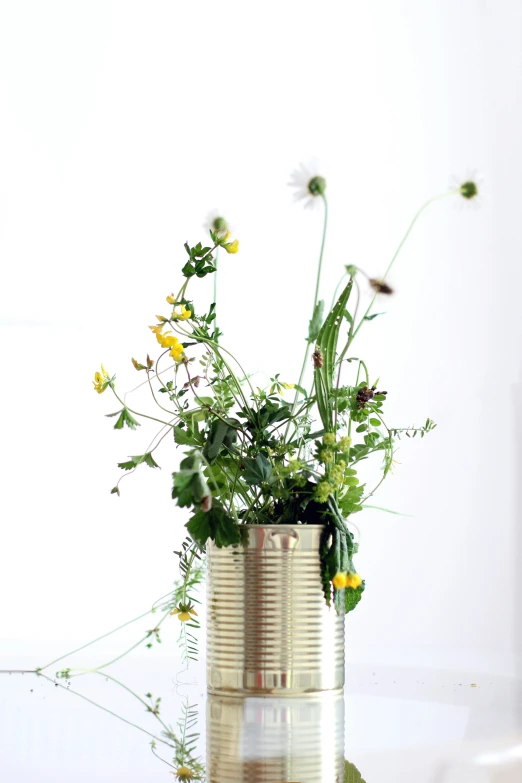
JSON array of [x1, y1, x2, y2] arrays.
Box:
[[97, 672, 172, 736], [37, 672, 172, 746]]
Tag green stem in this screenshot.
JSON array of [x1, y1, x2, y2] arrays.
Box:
[[285, 194, 329, 439], [351, 190, 457, 341], [37, 591, 174, 672], [66, 608, 172, 678]]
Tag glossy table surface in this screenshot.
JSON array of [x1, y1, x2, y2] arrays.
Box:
[[1, 642, 522, 783]]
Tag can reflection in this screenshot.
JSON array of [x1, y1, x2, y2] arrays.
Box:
[[207, 691, 345, 783]]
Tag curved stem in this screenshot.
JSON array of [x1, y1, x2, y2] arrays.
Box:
[[352, 190, 457, 341], [37, 591, 174, 672], [285, 194, 329, 439]]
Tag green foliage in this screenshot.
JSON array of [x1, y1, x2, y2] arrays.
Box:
[[182, 241, 216, 278], [172, 452, 211, 510], [202, 417, 240, 462], [308, 299, 325, 342], [106, 407, 140, 430], [314, 280, 353, 430], [345, 760, 367, 783], [118, 452, 160, 471], [186, 506, 241, 549], [99, 196, 442, 619], [240, 454, 272, 485]]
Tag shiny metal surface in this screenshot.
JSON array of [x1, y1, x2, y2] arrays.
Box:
[[206, 692, 345, 783], [207, 524, 345, 695]]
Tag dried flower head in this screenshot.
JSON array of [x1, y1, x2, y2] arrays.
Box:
[[312, 349, 324, 368], [369, 278, 394, 295]]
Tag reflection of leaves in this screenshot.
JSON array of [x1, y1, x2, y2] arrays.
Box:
[[345, 760, 366, 782]]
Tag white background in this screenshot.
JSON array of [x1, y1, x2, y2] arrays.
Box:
[[1, 0, 521, 679]]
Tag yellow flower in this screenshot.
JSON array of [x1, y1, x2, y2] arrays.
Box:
[[223, 239, 239, 254], [172, 304, 192, 321], [156, 331, 181, 349], [166, 293, 176, 304], [149, 323, 164, 335], [332, 572, 347, 590], [93, 364, 109, 394], [323, 432, 336, 447], [170, 603, 198, 623], [345, 572, 362, 589], [169, 344, 185, 362], [172, 767, 194, 781]]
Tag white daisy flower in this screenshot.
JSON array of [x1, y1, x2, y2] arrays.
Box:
[[288, 160, 327, 209], [204, 209, 232, 235]]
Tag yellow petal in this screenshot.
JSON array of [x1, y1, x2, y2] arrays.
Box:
[[101, 364, 108, 378], [223, 239, 239, 254], [94, 372, 102, 384], [189, 608, 198, 617], [177, 612, 191, 622], [166, 294, 176, 304]]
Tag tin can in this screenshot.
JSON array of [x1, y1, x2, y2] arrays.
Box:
[[207, 524, 345, 695]]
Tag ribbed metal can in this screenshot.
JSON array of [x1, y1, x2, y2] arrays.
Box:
[[206, 692, 345, 783], [206, 524, 345, 695]]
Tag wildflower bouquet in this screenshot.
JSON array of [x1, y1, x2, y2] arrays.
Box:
[[94, 168, 477, 620]]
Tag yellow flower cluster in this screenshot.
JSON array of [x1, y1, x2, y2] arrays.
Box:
[[332, 571, 362, 590], [170, 603, 198, 623], [315, 481, 333, 503], [322, 433, 352, 452], [337, 435, 352, 452], [93, 364, 109, 394], [319, 448, 334, 463], [165, 297, 192, 321], [149, 320, 185, 362]]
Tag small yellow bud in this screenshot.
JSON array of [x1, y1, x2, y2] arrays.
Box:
[[323, 433, 336, 447]]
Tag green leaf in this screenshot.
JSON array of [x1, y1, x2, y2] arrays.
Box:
[[307, 300, 324, 342], [345, 582, 365, 614], [108, 408, 140, 430], [369, 418, 381, 427], [118, 452, 159, 470], [117, 459, 136, 471], [355, 423, 367, 433], [172, 452, 211, 509], [314, 280, 353, 430], [186, 506, 241, 550], [174, 426, 198, 446], [143, 452, 160, 468], [344, 760, 367, 783], [364, 312, 385, 322], [203, 418, 240, 462], [241, 454, 272, 485], [345, 264, 358, 277]]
